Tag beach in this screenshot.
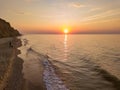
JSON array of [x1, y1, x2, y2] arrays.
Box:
[[0, 36, 68, 90], [0, 37, 24, 90], [0, 37, 45, 90]]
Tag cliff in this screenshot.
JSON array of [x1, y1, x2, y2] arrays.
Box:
[[0, 18, 21, 38]]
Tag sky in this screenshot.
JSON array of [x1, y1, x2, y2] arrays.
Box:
[[0, 0, 120, 34]]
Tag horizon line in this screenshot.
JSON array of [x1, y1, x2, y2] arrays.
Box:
[[22, 33, 120, 35]]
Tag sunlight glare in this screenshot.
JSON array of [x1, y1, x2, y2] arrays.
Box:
[[64, 28, 69, 34]]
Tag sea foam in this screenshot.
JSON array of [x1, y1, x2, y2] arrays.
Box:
[[43, 56, 69, 90]]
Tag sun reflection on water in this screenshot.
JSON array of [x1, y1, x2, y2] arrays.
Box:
[[64, 34, 68, 60]]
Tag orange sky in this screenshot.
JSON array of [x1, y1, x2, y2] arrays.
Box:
[[0, 0, 120, 34]]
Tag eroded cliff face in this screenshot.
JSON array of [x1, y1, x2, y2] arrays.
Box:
[[0, 18, 21, 38]]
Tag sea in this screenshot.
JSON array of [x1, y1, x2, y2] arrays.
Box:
[[18, 34, 120, 90]]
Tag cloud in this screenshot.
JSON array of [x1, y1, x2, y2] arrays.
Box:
[[81, 9, 120, 22], [90, 8, 101, 11], [24, 0, 33, 2], [15, 11, 25, 15], [10, 10, 32, 15], [24, 0, 39, 2], [71, 2, 85, 8]]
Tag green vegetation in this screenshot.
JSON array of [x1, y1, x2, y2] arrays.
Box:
[[0, 18, 20, 38]]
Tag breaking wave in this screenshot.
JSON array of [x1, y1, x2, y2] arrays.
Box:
[[27, 47, 69, 90]]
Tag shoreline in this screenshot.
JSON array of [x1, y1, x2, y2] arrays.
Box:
[[0, 37, 25, 90], [0, 37, 46, 90]]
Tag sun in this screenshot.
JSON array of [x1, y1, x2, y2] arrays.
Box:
[[64, 28, 69, 34]]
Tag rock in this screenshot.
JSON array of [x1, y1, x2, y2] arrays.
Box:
[[0, 18, 21, 38]]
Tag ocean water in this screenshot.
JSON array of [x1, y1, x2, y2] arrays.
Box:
[[18, 34, 120, 90]]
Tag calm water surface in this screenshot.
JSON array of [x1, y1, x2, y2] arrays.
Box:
[[19, 34, 120, 90]]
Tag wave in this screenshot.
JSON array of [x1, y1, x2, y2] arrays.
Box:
[[23, 39, 120, 90], [81, 57, 120, 90], [26, 47, 69, 90], [92, 67, 120, 90]]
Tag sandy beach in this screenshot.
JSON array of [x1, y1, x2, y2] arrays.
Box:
[[0, 37, 45, 90], [0, 37, 24, 90]]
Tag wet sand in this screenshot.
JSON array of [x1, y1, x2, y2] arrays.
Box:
[[0, 37, 45, 90]]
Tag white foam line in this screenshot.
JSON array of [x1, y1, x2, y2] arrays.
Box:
[[43, 58, 69, 90], [26, 48, 69, 90]]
